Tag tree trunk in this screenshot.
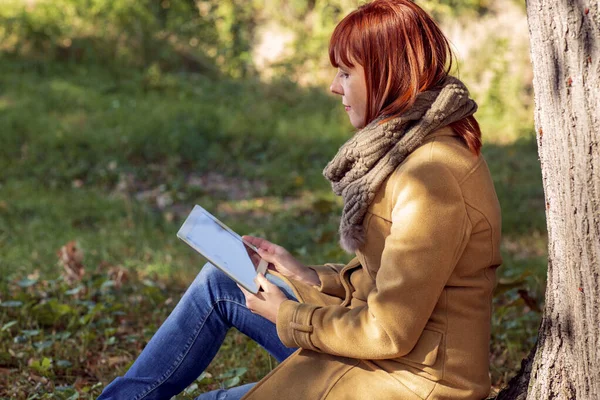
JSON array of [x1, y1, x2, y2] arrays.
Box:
[[509, 0, 600, 399], [494, 344, 536, 400]]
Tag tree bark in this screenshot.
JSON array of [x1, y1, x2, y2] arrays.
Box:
[[517, 0, 600, 399], [494, 343, 536, 400]]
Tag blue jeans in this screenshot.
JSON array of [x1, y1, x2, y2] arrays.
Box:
[[98, 263, 298, 400]]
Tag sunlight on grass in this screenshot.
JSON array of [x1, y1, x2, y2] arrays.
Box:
[[49, 79, 89, 100], [57, 110, 89, 130], [143, 260, 181, 278], [482, 130, 537, 145], [0, 95, 13, 111], [215, 190, 342, 217]]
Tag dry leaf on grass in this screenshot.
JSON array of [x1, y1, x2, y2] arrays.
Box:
[[108, 355, 131, 367], [57, 241, 85, 284], [73, 376, 95, 391], [107, 266, 129, 289]]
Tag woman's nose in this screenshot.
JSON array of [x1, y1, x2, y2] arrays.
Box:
[[330, 81, 343, 95]]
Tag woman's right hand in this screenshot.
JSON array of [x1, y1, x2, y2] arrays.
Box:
[[242, 235, 320, 286]]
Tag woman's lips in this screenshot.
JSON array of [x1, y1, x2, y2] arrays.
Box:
[[344, 106, 351, 112]]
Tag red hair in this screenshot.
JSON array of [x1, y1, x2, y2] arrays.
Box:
[[329, 0, 482, 155]]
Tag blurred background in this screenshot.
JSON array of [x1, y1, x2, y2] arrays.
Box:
[[0, 0, 547, 398]]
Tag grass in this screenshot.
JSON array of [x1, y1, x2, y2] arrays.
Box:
[[0, 59, 547, 398]]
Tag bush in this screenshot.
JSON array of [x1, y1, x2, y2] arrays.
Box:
[[0, 0, 218, 74]]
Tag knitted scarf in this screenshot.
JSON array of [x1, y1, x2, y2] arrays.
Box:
[[323, 76, 477, 253]]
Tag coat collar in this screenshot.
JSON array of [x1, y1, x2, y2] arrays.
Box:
[[426, 126, 457, 140]]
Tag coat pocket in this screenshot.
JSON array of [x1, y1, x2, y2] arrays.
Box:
[[242, 350, 360, 400], [382, 330, 443, 399], [326, 361, 423, 400], [401, 329, 443, 367]]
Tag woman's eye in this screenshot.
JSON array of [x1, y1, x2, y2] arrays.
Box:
[[340, 72, 349, 78]]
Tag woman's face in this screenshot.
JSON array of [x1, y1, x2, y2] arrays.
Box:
[[330, 61, 368, 129]]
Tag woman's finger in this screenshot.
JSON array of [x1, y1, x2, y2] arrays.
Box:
[[249, 252, 262, 269], [255, 273, 276, 293], [237, 283, 252, 298], [256, 248, 277, 264], [242, 235, 270, 249], [237, 284, 260, 312], [243, 236, 281, 257]]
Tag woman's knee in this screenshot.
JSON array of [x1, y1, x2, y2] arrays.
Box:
[[191, 263, 239, 300], [186, 263, 248, 326], [194, 262, 227, 287]]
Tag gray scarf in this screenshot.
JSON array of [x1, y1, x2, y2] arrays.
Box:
[[323, 76, 477, 253]]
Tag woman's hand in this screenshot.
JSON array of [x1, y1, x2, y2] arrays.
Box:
[[242, 235, 320, 286], [238, 273, 290, 324]]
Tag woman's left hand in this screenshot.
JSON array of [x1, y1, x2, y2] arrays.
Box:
[[238, 273, 291, 324]]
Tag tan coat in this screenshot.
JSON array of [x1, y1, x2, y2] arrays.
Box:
[[242, 127, 502, 400]]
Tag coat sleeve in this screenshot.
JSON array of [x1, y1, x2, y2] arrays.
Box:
[[276, 162, 472, 359], [305, 257, 358, 298]]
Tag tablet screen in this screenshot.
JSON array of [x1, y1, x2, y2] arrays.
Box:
[[177, 205, 260, 293]]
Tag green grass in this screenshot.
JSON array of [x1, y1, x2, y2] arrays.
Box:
[[0, 60, 547, 398]]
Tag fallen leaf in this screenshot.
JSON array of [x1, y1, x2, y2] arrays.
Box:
[[107, 266, 129, 289], [108, 355, 130, 367], [57, 241, 85, 284]]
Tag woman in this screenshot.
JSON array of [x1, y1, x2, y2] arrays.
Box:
[[99, 0, 501, 399]]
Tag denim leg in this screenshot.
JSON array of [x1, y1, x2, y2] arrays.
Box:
[[194, 383, 257, 400], [192, 274, 297, 400], [98, 263, 297, 400]]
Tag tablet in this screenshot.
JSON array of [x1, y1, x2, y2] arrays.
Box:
[[177, 205, 268, 294]]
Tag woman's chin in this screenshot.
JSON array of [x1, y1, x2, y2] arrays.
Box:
[[350, 120, 366, 129]]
